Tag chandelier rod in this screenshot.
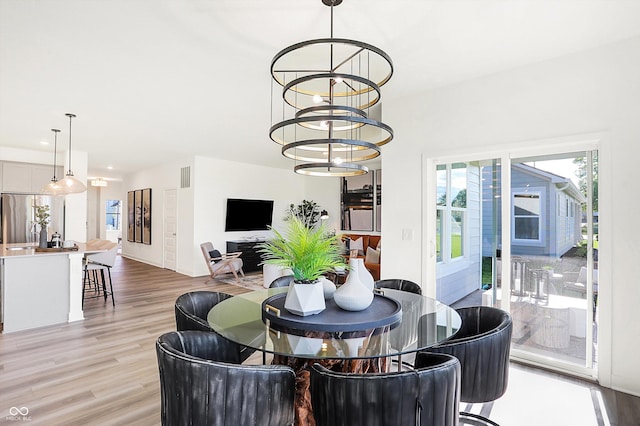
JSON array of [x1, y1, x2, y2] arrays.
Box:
[[332, 48, 365, 72]]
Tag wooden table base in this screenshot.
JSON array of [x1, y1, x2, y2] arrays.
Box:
[[273, 355, 388, 426]]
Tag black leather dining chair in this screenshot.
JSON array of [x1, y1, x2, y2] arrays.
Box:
[[269, 274, 295, 288], [174, 291, 255, 362], [310, 353, 461, 426], [156, 330, 296, 426], [417, 305, 512, 426], [375, 278, 422, 295]]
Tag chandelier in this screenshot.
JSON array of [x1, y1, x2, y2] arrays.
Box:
[[269, 0, 393, 176]]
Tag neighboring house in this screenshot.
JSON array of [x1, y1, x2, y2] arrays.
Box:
[[481, 163, 586, 259]]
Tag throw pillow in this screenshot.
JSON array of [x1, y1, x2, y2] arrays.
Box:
[[350, 237, 363, 254], [365, 246, 381, 264], [209, 249, 222, 263]]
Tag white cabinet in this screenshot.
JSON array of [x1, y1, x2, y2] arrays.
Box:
[[2, 162, 31, 193], [1, 162, 63, 193], [31, 164, 56, 193]]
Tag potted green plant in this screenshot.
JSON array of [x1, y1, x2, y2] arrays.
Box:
[[258, 216, 346, 316], [285, 199, 321, 229]]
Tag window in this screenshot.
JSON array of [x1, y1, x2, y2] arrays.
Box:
[[106, 200, 122, 231], [513, 192, 540, 240], [436, 163, 467, 263]]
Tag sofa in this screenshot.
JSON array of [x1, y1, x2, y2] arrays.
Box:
[[340, 233, 381, 281]]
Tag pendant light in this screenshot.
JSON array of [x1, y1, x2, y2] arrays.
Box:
[[59, 112, 87, 194], [41, 128, 64, 195]]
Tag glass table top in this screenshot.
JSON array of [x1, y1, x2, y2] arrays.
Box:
[[208, 287, 461, 360]]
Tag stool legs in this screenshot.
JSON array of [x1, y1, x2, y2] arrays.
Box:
[[82, 264, 115, 306]]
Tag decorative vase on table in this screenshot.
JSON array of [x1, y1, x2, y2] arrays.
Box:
[[354, 258, 374, 291], [319, 276, 336, 300], [334, 258, 374, 311], [39, 227, 48, 249]]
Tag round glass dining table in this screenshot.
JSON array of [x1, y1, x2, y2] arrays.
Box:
[[207, 287, 462, 361], [208, 287, 461, 426]]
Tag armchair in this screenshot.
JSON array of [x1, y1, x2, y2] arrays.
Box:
[[156, 331, 295, 426], [419, 305, 512, 426], [563, 266, 598, 314], [200, 242, 244, 282], [310, 353, 460, 426]]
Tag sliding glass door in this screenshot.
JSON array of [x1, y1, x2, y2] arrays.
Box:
[[430, 146, 598, 376]]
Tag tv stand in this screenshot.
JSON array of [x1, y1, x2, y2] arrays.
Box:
[[226, 239, 265, 273]]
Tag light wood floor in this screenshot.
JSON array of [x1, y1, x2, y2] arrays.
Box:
[[0, 255, 248, 425], [1, 256, 638, 425]]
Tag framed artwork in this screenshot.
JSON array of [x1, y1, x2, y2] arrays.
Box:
[[142, 188, 152, 244], [134, 189, 143, 243], [127, 191, 135, 242]]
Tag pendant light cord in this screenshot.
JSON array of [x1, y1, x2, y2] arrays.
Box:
[[65, 113, 76, 176], [51, 128, 60, 181]]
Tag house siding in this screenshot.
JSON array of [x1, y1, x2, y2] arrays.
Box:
[[481, 164, 582, 259], [437, 163, 481, 305]]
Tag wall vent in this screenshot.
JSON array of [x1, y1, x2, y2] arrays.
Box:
[[180, 166, 191, 188]]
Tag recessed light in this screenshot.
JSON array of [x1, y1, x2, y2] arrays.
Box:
[[107, 166, 113, 170], [40, 141, 49, 145]]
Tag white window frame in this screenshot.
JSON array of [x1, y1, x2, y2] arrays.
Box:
[[511, 188, 544, 246], [436, 163, 468, 265]]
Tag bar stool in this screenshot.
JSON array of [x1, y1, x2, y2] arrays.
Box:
[[82, 245, 117, 307]]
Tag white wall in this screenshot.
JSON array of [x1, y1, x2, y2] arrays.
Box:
[[121, 155, 326, 277], [87, 184, 99, 239], [383, 36, 640, 395], [87, 181, 124, 241], [302, 175, 342, 234], [121, 160, 183, 268], [189, 156, 308, 277]]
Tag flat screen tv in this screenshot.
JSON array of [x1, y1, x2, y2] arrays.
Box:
[[224, 198, 274, 232]]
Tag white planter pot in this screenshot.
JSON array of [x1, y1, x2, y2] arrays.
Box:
[[284, 280, 326, 316], [334, 258, 374, 311]]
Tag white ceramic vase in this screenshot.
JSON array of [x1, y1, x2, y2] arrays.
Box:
[[355, 258, 375, 291], [333, 258, 374, 311], [319, 276, 336, 299], [284, 280, 326, 316]]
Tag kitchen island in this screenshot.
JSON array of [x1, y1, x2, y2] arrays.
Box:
[[0, 241, 113, 333]]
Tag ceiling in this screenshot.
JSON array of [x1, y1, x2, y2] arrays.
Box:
[[2, 0, 640, 181]]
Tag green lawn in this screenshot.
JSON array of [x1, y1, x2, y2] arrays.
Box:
[[436, 234, 463, 260], [482, 257, 493, 285], [451, 234, 462, 258]]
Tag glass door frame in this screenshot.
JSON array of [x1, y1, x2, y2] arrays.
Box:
[[423, 137, 600, 380]]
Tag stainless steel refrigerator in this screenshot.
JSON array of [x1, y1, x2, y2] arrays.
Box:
[[1, 193, 65, 244]]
